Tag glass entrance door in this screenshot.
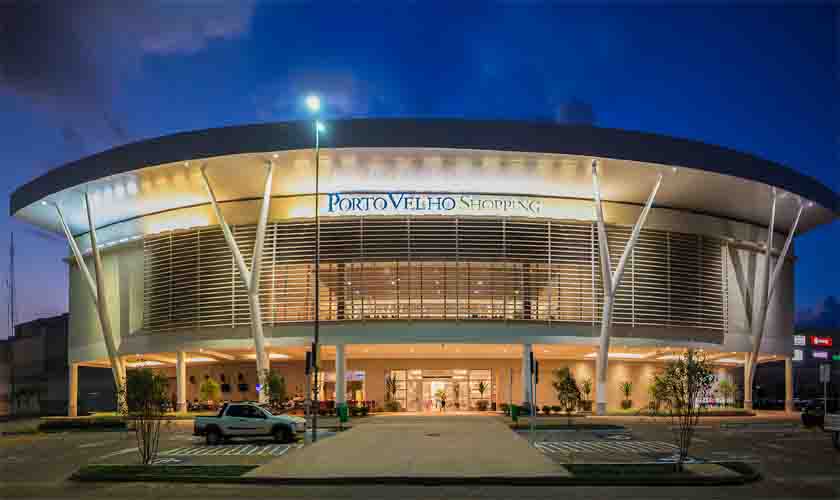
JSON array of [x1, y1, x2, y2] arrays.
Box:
[[391, 368, 493, 411]]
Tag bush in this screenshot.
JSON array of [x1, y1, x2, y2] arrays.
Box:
[[384, 400, 401, 412], [552, 405, 562, 413], [542, 405, 552, 415], [500, 403, 510, 416], [475, 400, 489, 411], [360, 406, 369, 417], [39, 417, 126, 432]]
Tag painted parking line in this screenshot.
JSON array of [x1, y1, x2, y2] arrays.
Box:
[[160, 444, 291, 457], [535, 440, 678, 455]]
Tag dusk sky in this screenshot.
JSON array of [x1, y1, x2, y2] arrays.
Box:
[[0, 2, 837, 338]]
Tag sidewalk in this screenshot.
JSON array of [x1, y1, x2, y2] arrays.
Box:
[[248, 414, 569, 479]]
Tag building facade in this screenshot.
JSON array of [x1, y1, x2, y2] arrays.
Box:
[[10, 120, 839, 414]]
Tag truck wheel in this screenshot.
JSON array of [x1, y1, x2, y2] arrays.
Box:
[[206, 429, 222, 446], [833, 431, 839, 451], [273, 426, 292, 443]]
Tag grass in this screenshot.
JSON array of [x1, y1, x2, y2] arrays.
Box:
[[606, 407, 755, 417], [562, 462, 760, 485], [39, 416, 127, 432], [509, 421, 625, 431], [72, 464, 258, 482]]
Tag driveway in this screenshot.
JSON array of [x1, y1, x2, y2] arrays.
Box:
[[250, 414, 567, 478]]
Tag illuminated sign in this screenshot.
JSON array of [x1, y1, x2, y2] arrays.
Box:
[[327, 192, 543, 216], [793, 335, 806, 346], [833, 354, 840, 361], [793, 349, 803, 362], [812, 351, 828, 360], [810, 336, 833, 347]]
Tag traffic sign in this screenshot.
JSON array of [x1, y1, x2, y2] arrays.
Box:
[[820, 364, 831, 383]]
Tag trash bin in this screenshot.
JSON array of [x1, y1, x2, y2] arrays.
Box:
[[338, 403, 349, 423], [511, 404, 520, 423]]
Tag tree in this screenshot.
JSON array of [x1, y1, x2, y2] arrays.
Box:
[[199, 377, 221, 403], [620, 381, 633, 409], [659, 349, 715, 471], [552, 368, 581, 424], [717, 379, 735, 407], [263, 371, 287, 410], [579, 378, 593, 411], [476, 381, 488, 408], [648, 375, 670, 413], [384, 375, 400, 412], [121, 369, 169, 465]]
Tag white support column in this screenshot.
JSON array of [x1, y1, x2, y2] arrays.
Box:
[[68, 363, 78, 417], [745, 195, 804, 410], [54, 199, 124, 397], [521, 343, 532, 406], [335, 344, 346, 405], [784, 356, 794, 414], [200, 161, 275, 402], [743, 352, 752, 408], [591, 160, 663, 415], [176, 352, 187, 413]]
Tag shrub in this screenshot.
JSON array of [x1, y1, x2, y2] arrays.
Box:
[[552, 405, 562, 413], [542, 405, 552, 415], [121, 368, 169, 464], [475, 400, 489, 411], [500, 403, 510, 415], [384, 400, 401, 412], [199, 378, 221, 403]]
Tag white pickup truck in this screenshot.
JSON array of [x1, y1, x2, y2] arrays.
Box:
[[826, 413, 839, 450], [194, 402, 305, 445]]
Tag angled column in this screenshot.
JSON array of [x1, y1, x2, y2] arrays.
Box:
[[591, 160, 663, 415], [335, 344, 346, 405], [68, 363, 78, 417], [784, 356, 794, 413], [521, 343, 532, 407], [176, 352, 187, 412], [54, 197, 125, 401], [743, 352, 752, 407], [201, 161, 275, 402], [745, 193, 804, 410]]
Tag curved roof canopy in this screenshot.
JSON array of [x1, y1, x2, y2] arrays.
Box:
[[11, 119, 838, 236]]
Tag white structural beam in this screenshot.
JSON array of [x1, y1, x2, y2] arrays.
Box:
[[521, 343, 533, 406], [745, 193, 804, 409], [176, 352, 187, 413], [592, 160, 663, 416], [200, 161, 275, 402], [68, 363, 78, 417], [335, 344, 346, 405], [55, 198, 125, 399]]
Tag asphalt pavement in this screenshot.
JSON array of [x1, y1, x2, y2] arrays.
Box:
[[0, 413, 837, 499]]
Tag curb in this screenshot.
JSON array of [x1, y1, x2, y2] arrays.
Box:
[[71, 470, 761, 486]]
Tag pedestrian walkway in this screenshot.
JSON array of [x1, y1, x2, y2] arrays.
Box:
[[535, 440, 677, 455], [160, 444, 291, 457], [249, 414, 569, 479]]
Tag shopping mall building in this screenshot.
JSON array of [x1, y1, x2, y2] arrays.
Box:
[[11, 119, 839, 415]]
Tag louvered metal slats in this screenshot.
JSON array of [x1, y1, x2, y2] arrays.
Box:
[[142, 216, 727, 333]]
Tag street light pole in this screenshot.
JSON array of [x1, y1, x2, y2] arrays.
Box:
[[312, 119, 321, 442], [306, 95, 323, 443]]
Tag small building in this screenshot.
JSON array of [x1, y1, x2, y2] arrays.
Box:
[[3, 314, 114, 416]]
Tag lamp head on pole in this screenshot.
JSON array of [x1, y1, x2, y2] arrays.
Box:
[[315, 121, 326, 133], [305, 94, 321, 113]]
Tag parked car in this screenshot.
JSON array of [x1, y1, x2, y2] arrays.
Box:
[[825, 412, 839, 451], [194, 402, 305, 445]]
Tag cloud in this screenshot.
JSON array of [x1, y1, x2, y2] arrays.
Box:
[[0, 1, 256, 151]]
